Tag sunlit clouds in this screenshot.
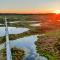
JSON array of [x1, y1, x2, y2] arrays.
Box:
[[0, 0, 60, 13]]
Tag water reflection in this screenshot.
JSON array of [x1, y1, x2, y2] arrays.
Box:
[[0, 27, 29, 37], [10, 35, 47, 60], [0, 27, 47, 60], [30, 23, 41, 27], [0, 43, 5, 50]]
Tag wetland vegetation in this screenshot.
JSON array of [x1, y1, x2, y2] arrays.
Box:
[[0, 47, 25, 60], [0, 14, 60, 60]]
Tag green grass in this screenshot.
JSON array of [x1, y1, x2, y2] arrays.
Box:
[[36, 47, 57, 60]]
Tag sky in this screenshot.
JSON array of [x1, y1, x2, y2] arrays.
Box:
[[0, 0, 60, 13]]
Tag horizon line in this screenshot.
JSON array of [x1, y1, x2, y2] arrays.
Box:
[[0, 12, 57, 14]]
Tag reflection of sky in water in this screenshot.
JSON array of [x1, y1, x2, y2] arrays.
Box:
[[9, 21, 39, 23], [0, 27, 47, 60], [0, 43, 5, 50], [10, 35, 47, 60], [0, 27, 29, 36], [30, 23, 41, 27]]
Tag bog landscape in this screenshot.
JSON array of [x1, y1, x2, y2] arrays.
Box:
[[0, 13, 60, 60]]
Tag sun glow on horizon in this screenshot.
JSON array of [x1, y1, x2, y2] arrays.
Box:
[[53, 10, 60, 14]]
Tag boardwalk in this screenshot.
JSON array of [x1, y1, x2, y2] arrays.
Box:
[[5, 17, 12, 60]]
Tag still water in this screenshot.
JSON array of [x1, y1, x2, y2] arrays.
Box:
[[0, 27, 29, 36], [0, 27, 47, 60]]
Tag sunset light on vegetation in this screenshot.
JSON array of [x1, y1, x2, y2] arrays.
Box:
[[0, 0, 60, 60]]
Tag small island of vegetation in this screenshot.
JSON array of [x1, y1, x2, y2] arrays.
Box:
[[0, 47, 25, 60]]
